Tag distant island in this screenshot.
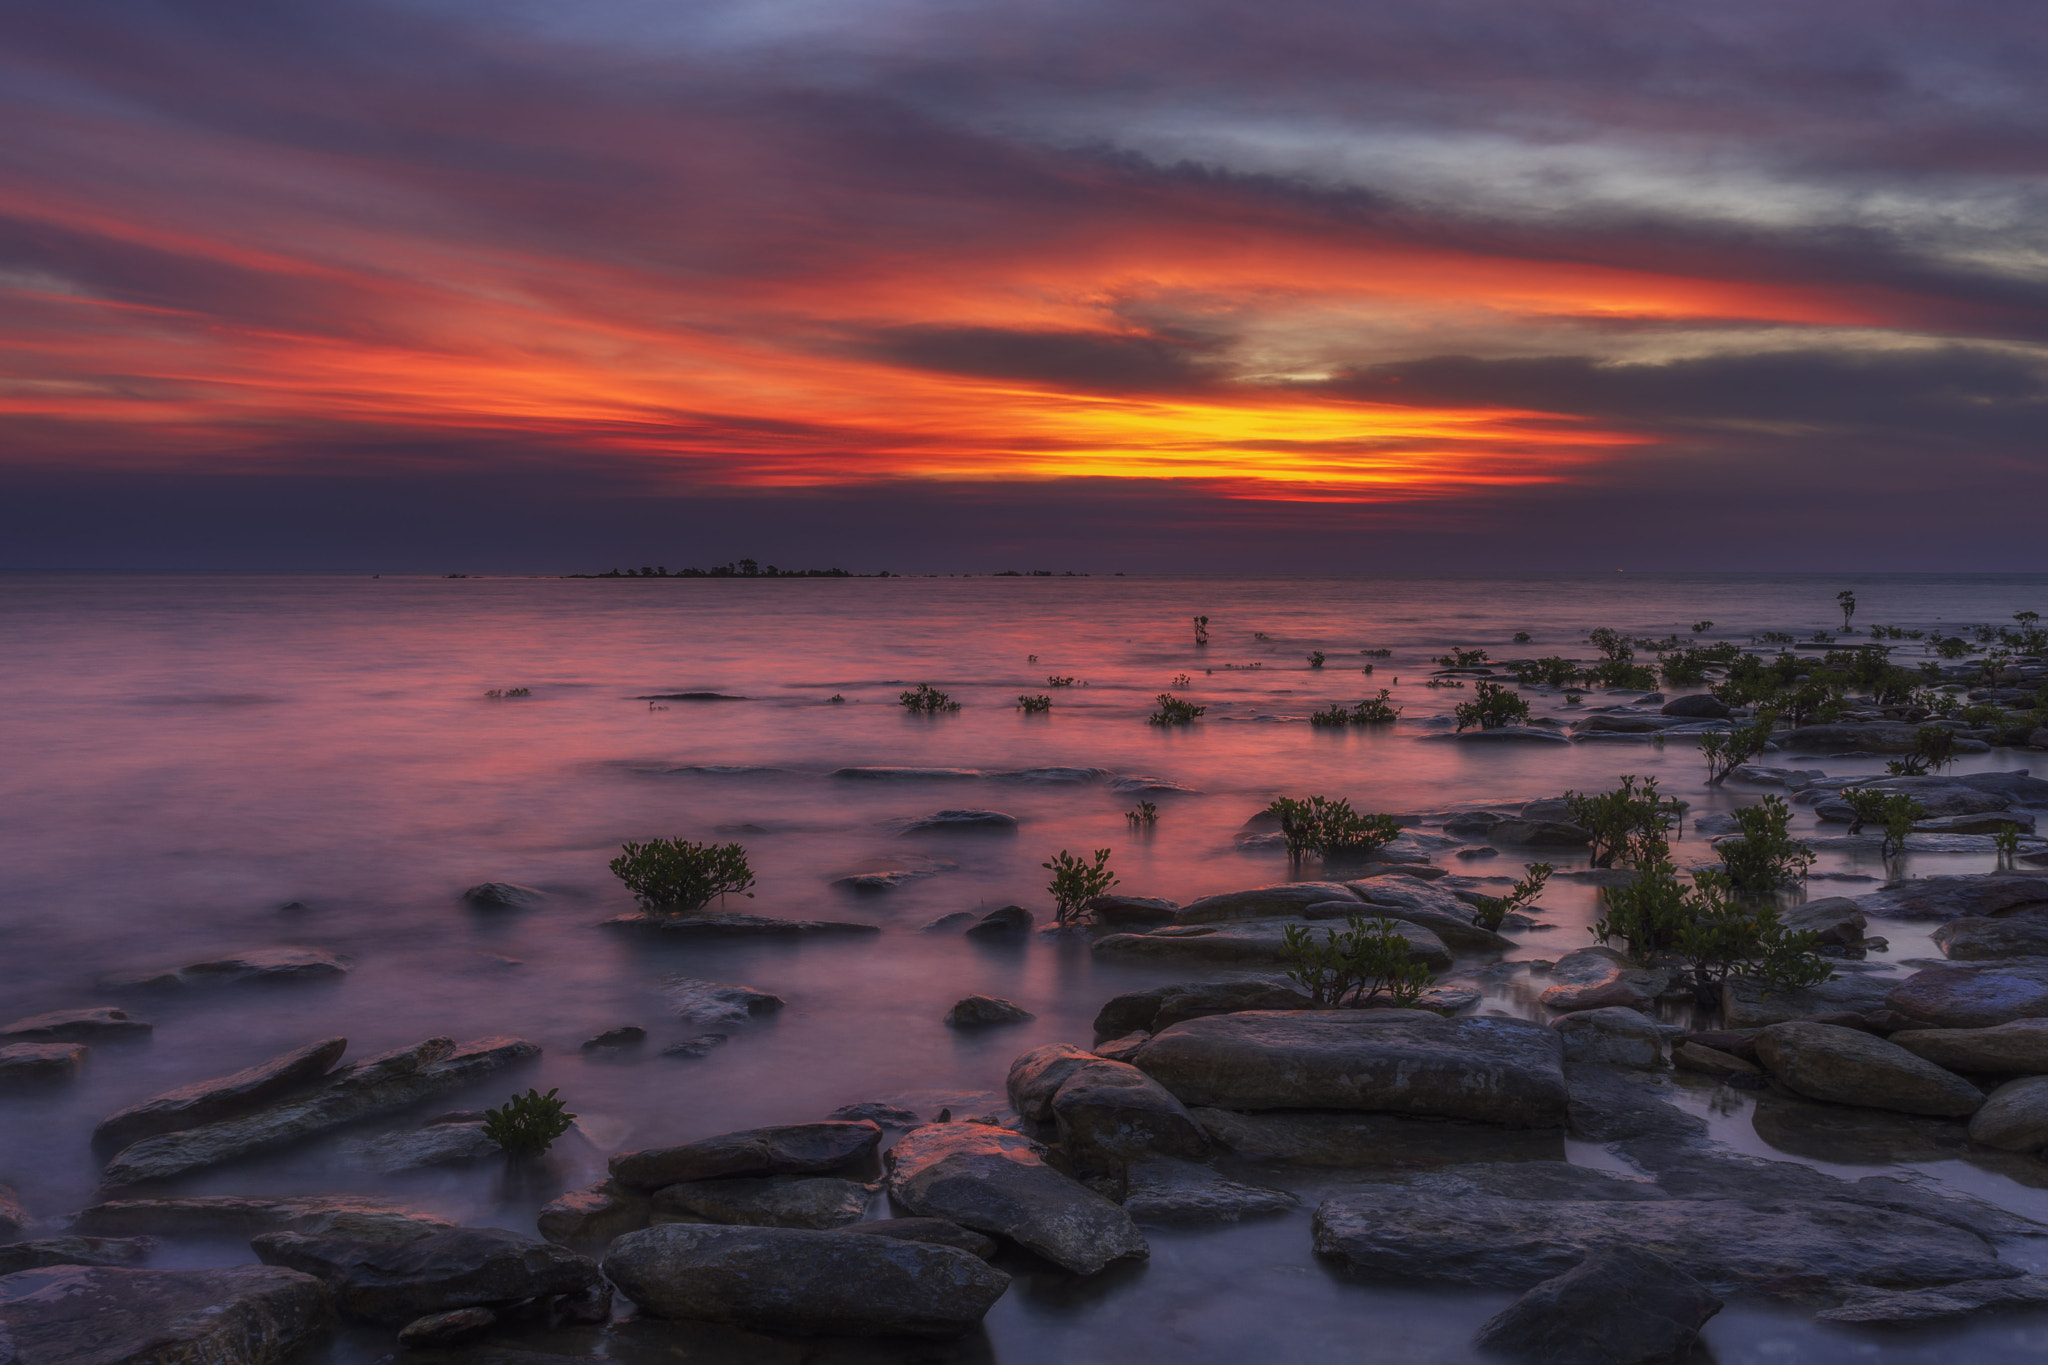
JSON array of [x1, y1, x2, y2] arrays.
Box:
[[566, 560, 881, 578]]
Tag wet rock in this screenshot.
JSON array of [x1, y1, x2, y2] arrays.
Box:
[[1092, 977, 1313, 1038], [397, 1305, 497, 1345], [1728, 765, 1826, 787], [1821, 1275, 2048, 1325], [1886, 961, 2048, 1028], [71, 1194, 454, 1243], [1575, 713, 1695, 734], [1132, 1010, 1569, 1125], [341, 1120, 500, 1173], [0, 1006, 152, 1042], [1488, 819, 1593, 845], [97, 946, 351, 990], [463, 882, 546, 909], [603, 1222, 1009, 1339], [885, 1123, 1148, 1275], [1856, 871, 2048, 921], [901, 809, 1018, 833], [1119, 1157, 1296, 1224], [1565, 1065, 1708, 1144], [1433, 726, 1571, 745], [1672, 1042, 1761, 1080], [833, 1218, 998, 1259], [0, 1265, 333, 1365], [1722, 974, 1894, 1028], [1919, 812, 2040, 836], [1191, 1107, 1565, 1166], [625, 912, 880, 938], [962, 905, 1034, 939], [582, 1025, 647, 1050], [1817, 785, 2011, 823], [0, 1238, 154, 1274], [94, 1036, 347, 1150], [1178, 882, 1361, 923], [1474, 1245, 1722, 1365], [1094, 1033, 1148, 1061], [828, 1102, 922, 1126], [1416, 984, 1484, 1015], [1006, 1043, 1097, 1121], [1338, 879, 1514, 950], [537, 1180, 652, 1251], [100, 1036, 540, 1187], [1538, 948, 1669, 1013], [661, 1035, 727, 1058], [0, 1042, 86, 1085], [1094, 918, 1451, 971], [1783, 723, 1943, 754], [1780, 897, 1866, 947], [1934, 917, 2048, 960], [1085, 894, 1180, 928], [1444, 811, 1511, 837], [1748, 1090, 1969, 1165], [1968, 1077, 2048, 1152], [663, 977, 784, 1025], [1551, 1007, 1669, 1069], [945, 995, 1033, 1027], [920, 911, 978, 932], [1890, 1019, 2048, 1074], [652, 1176, 872, 1230], [1050, 1059, 1210, 1173], [1661, 694, 1732, 720], [252, 1226, 602, 1324], [610, 1121, 882, 1192], [1755, 1022, 1984, 1117]]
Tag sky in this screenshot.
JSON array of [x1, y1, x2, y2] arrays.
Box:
[[2, 0, 2045, 572]]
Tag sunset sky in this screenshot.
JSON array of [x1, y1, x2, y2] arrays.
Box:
[[3, 0, 2045, 570]]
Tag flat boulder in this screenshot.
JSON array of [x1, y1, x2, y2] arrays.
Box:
[[603, 1222, 1008, 1339], [1934, 917, 2048, 961], [664, 977, 785, 1025], [1887, 961, 2048, 1029], [1551, 1007, 1668, 1069], [1661, 694, 1732, 719], [885, 1123, 1147, 1275], [962, 905, 1034, 939], [1782, 723, 1933, 754], [1890, 1019, 2048, 1075], [1722, 973, 1892, 1029], [832, 1218, 998, 1260], [1755, 1022, 1984, 1117], [1131, 1010, 1568, 1126], [94, 1037, 347, 1150], [1338, 880, 1513, 950], [462, 882, 545, 908], [252, 1226, 601, 1324], [1780, 897, 1867, 947], [1856, 872, 2048, 922], [945, 995, 1033, 1027], [651, 1176, 872, 1230], [72, 1194, 453, 1243], [901, 809, 1017, 833], [1191, 1108, 1565, 1166], [1094, 919, 1451, 972], [1539, 948, 1670, 1013], [0, 1238, 154, 1275], [0, 1007, 151, 1042], [97, 947, 350, 990], [1822, 1275, 2048, 1326], [1474, 1245, 1722, 1364], [1817, 784, 2010, 822], [610, 1120, 881, 1192], [0, 1042, 86, 1084], [340, 1120, 499, 1173], [1092, 978, 1311, 1039], [1487, 819, 1592, 845], [537, 1180, 652, 1250], [1968, 1077, 2048, 1152], [0, 1265, 332, 1365], [1119, 1157, 1296, 1225], [1006, 1043, 1096, 1122], [1177, 883, 1360, 924], [628, 913, 880, 938], [1050, 1058, 1210, 1173], [1085, 894, 1180, 928]]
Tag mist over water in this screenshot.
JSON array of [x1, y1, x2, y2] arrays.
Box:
[[6, 571, 2048, 1363]]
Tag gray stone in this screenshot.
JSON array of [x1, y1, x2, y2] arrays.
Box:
[[1575, 713, 1695, 733], [1474, 1245, 1722, 1365], [1661, 694, 1732, 719], [1856, 871, 2048, 922], [0, 1007, 151, 1042], [1782, 723, 1942, 754], [1007, 1043, 1097, 1121], [885, 1123, 1148, 1275], [251, 1226, 602, 1324], [832, 1218, 998, 1260], [340, 1120, 500, 1173], [1177, 882, 1361, 923], [652, 1176, 872, 1230], [582, 1025, 646, 1050], [71, 1194, 453, 1243], [93, 1037, 347, 1150], [0, 1042, 86, 1084], [1672, 1043, 1760, 1080], [900, 809, 1017, 833], [97, 946, 351, 990], [1539, 948, 1670, 1013], [396, 1306, 497, 1346], [963, 905, 1034, 938], [99, 1036, 540, 1187], [1094, 918, 1452, 971], [1817, 783, 2012, 823], [1722, 973, 1893, 1028], [625, 913, 880, 938], [945, 995, 1033, 1027], [0, 1265, 333, 1365], [1118, 1157, 1296, 1224], [1821, 1275, 2048, 1325], [1488, 820, 1593, 845], [1131, 1010, 1569, 1125], [1935, 917, 2048, 960], [1432, 726, 1571, 745], [537, 1180, 652, 1251], [610, 1121, 882, 1192], [1092, 978, 1311, 1039], [1887, 961, 2048, 1028], [828, 1102, 922, 1126], [1338, 879, 1515, 950], [1779, 897, 1866, 947], [1918, 812, 2039, 835], [1050, 1058, 1210, 1173], [1955, 771, 2048, 801], [0, 1239, 154, 1275], [463, 882, 546, 909], [1755, 1022, 1984, 1117], [603, 1222, 1008, 1339], [663, 977, 784, 1025], [1551, 1008, 1668, 1069], [920, 912, 978, 932], [1890, 1019, 2048, 1074], [1728, 765, 1826, 787], [1968, 1076, 2048, 1152], [1190, 1108, 1566, 1166], [1085, 894, 1180, 928]]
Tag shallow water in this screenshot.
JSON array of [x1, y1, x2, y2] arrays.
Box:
[[5, 571, 2048, 1363]]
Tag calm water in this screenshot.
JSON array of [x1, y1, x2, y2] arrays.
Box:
[[5, 571, 2048, 1363]]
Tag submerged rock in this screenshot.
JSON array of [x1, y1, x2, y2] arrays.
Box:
[[97, 946, 351, 990], [610, 1121, 882, 1192], [1086, 894, 1180, 928], [1890, 1019, 2048, 1074], [538, 1180, 653, 1251], [1755, 1022, 1984, 1117], [1887, 961, 2048, 1029], [619, 913, 879, 938], [828, 1101, 922, 1127], [1538, 949, 1669, 1014], [962, 905, 1034, 939], [1856, 871, 2048, 922], [1474, 1244, 1722, 1365], [1933, 917, 2048, 961], [663, 977, 784, 1025], [651, 1176, 872, 1230], [0, 1042, 86, 1085], [1177, 882, 1360, 923], [0, 1237, 154, 1275], [945, 995, 1033, 1027], [253, 1226, 602, 1324], [604, 1222, 1009, 1339], [71, 1194, 453, 1243], [462, 882, 546, 909], [900, 809, 1018, 833], [1191, 1107, 1566, 1166], [93, 1036, 347, 1150], [1661, 694, 1732, 720], [0, 1006, 151, 1042], [0, 1265, 333, 1365], [340, 1120, 501, 1174], [1094, 919, 1451, 971]]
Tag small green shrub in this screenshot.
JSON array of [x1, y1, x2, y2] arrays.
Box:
[[1171, 673, 1192, 688], [1588, 628, 1632, 662], [1701, 709, 1777, 786], [1836, 590, 1856, 632], [1881, 799, 1921, 859], [485, 687, 531, 699], [1454, 681, 1531, 731], [610, 839, 755, 912], [1149, 694, 1205, 725], [1352, 689, 1401, 723], [1017, 694, 1052, 713], [1885, 755, 1930, 777], [1436, 647, 1490, 668], [1360, 648, 1392, 658], [1916, 726, 1960, 771], [900, 684, 960, 714], [1192, 615, 1209, 646], [1471, 863, 1553, 932], [1514, 631, 1532, 643], [1691, 620, 1714, 633], [1583, 659, 1659, 690], [483, 1088, 576, 1155], [1279, 915, 1433, 1007], [1126, 801, 1158, 827], [1839, 788, 1921, 837], [1673, 875, 1830, 1004], [1593, 860, 1692, 957], [1267, 796, 1402, 864], [1309, 704, 1352, 727], [1716, 796, 1814, 899], [1044, 848, 1117, 926], [1564, 775, 1682, 869], [1307, 651, 1326, 669], [1934, 636, 1972, 660], [1997, 826, 2024, 864]]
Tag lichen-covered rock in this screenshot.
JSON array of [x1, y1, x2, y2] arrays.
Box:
[[1006, 1043, 1096, 1121], [0, 1265, 333, 1365], [1474, 1245, 1722, 1364], [251, 1226, 601, 1324], [94, 1037, 347, 1150], [1049, 1058, 1210, 1172], [1755, 1022, 1984, 1117], [610, 1121, 881, 1192]]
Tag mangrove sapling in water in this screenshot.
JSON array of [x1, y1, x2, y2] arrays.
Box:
[[1171, 673, 1192, 688], [1017, 694, 1052, 713], [1583, 658, 1659, 690], [1278, 915, 1434, 1007], [1454, 681, 1531, 730], [1149, 693, 1205, 725], [1046, 676, 1076, 687], [1351, 689, 1401, 723], [1997, 826, 2024, 866], [1882, 800, 1922, 860], [484, 687, 531, 699], [1673, 875, 1832, 1005], [1309, 704, 1353, 727], [1436, 647, 1489, 668], [1126, 801, 1158, 828], [1266, 796, 1403, 865], [483, 1088, 576, 1156], [1839, 788, 1922, 838], [1592, 860, 1692, 958], [1192, 616, 1209, 646], [1565, 692, 1583, 706], [1515, 656, 1580, 686], [1514, 631, 1532, 643], [900, 683, 960, 714], [1564, 775, 1682, 868], [1692, 621, 1714, 633], [1470, 863, 1553, 932], [1885, 755, 1930, 777], [1716, 797, 1814, 900], [1915, 725, 1960, 772], [1307, 651, 1326, 669], [610, 839, 756, 913], [1837, 590, 1857, 632], [1701, 708, 1778, 786], [1044, 848, 1117, 926]]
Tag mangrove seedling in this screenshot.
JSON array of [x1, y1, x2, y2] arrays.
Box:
[[1360, 648, 1391, 658], [1192, 615, 1210, 646], [1715, 796, 1813, 900], [1361, 663, 1375, 675], [1017, 694, 1052, 713], [1839, 788, 1922, 838], [1046, 676, 1076, 687], [900, 683, 960, 714], [1044, 848, 1117, 926], [1307, 651, 1326, 669], [1471, 863, 1553, 932], [1837, 590, 1857, 632], [611, 839, 755, 913], [1514, 631, 1532, 643], [1454, 681, 1531, 731], [1266, 796, 1402, 865], [1126, 801, 1158, 827], [1997, 826, 2024, 866], [1882, 801, 1919, 860], [1565, 692, 1582, 706], [1149, 694, 1205, 725], [1254, 632, 1271, 641], [1352, 689, 1401, 723], [1564, 775, 1681, 869], [1436, 647, 1491, 668], [1915, 725, 1960, 772], [484, 687, 531, 699], [1701, 708, 1777, 786], [1171, 673, 1192, 688], [828, 694, 845, 703], [1310, 704, 1353, 727], [1514, 657, 1579, 686], [1592, 860, 1691, 958], [1691, 621, 1714, 633], [1885, 755, 1930, 777], [1279, 914, 1433, 1008], [1672, 875, 1831, 1005], [482, 1088, 576, 1156]]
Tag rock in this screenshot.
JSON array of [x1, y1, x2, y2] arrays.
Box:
[[1672, 1042, 1761, 1079], [462, 882, 545, 909], [396, 1305, 497, 1345], [537, 1180, 652, 1250], [962, 905, 1034, 938], [901, 809, 1017, 833], [1539, 948, 1669, 1013], [1575, 713, 1696, 734], [1006, 1043, 1097, 1121], [99, 1035, 538, 1187], [1131, 1010, 1568, 1126], [1821, 1275, 2048, 1325], [1565, 1066, 1709, 1144], [0, 1007, 151, 1042], [1968, 1077, 2048, 1151], [663, 977, 784, 1025], [1347, 862, 1450, 881], [1488, 820, 1593, 845], [1092, 978, 1311, 1039], [582, 1025, 647, 1051], [1782, 723, 1941, 754], [251, 1226, 602, 1324], [1755, 1022, 1984, 1117], [1934, 917, 2048, 960], [624, 913, 880, 938], [828, 1102, 922, 1126], [603, 1222, 1008, 1339], [1191, 1107, 1564, 1165], [662, 1035, 727, 1058], [610, 1121, 882, 1192], [1119, 1157, 1296, 1224], [1049, 1059, 1209, 1173], [1890, 1019, 2048, 1074], [1919, 811, 2040, 835], [885, 1123, 1148, 1275], [0, 1042, 86, 1084], [652, 1176, 872, 1230], [71, 1194, 453, 1243], [340, 1121, 500, 1173], [97, 946, 351, 990], [1084, 894, 1179, 928], [921, 911, 978, 932], [1550, 1008, 1668, 1069], [1887, 961, 2048, 1028], [0, 1184, 27, 1240], [1728, 765, 1826, 787], [94, 1037, 347, 1150], [1432, 726, 1571, 744], [1779, 897, 1866, 946], [1661, 694, 1732, 720], [1340, 879, 1514, 950], [0, 1265, 333, 1365], [1094, 918, 1452, 971], [1474, 1245, 1722, 1365], [1817, 783, 2012, 823], [1444, 811, 1511, 837], [1178, 882, 1362, 923], [833, 1218, 998, 1259], [945, 995, 1033, 1027], [1856, 871, 2048, 921], [1415, 984, 1484, 1015], [1722, 974, 1893, 1028], [0, 1238, 154, 1275]]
